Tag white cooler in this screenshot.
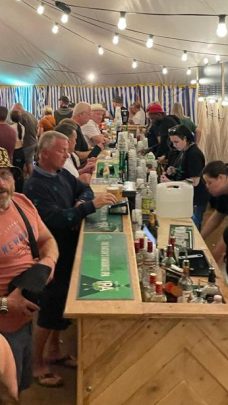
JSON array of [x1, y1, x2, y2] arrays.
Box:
[[156, 181, 194, 218]]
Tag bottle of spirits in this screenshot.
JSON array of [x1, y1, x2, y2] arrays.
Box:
[[162, 244, 176, 267], [191, 289, 205, 303], [154, 248, 166, 284], [147, 210, 158, 239], [141, 185, 153, 222], [142, 240, 155, 287], [144, 273, 157, 302], [103, 163, 110, 180], [177, 259, 193, 301], [201, 267, 219, 301], [134, 240, 143, 282], [151, 281, 167, 302]]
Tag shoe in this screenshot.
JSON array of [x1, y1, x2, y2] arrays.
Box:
[[34, 373, 64, 387], [47, 354, 77, 368]]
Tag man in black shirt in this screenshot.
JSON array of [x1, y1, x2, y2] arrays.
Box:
[[202, 160, 228, 264], [54, 96, 73, 125]]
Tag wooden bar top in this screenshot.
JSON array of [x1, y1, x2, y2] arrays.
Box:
[[65, 212, 228, 318]]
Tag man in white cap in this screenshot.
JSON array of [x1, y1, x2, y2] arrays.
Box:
[[81, 103, 107, 148]]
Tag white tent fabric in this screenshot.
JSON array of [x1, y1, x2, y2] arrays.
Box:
[[1, 0, 228, 86]]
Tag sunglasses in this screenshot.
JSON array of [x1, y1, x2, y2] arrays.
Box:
[[168, 125, 181, 135]]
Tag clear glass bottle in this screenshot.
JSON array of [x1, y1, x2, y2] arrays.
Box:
[[134, 240, 143, 282], [191, 289, 205, 304], [162, 244, 176, 267], [144, 273, 157, 302], [151, 281, 167, 302], [141, 185, 153, 222], [103, 163, 110, 180], [201, 267, 219, 301], [142, 240, 155, 287], [178, 259, 193, 296]]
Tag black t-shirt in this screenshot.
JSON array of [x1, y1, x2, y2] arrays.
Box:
[[214, 194, 228, 215], [169, 143, 209, 206], [75, 124, 89, 152]]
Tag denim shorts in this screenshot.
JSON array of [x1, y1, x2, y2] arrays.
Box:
[[1, 323, 33, 392]]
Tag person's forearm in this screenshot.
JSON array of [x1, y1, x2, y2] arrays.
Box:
[[201, 211, 224, 239], [38, 236, 59, 270], [212, 236, 226, 264]]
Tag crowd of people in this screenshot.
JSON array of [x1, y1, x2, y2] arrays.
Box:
[[0, 96, 227, 401]]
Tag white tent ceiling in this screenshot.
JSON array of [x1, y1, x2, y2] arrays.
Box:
[[1, 0, 228, 86]]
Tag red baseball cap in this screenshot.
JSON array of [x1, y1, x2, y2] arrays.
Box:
[[146, 103, 164, 113]]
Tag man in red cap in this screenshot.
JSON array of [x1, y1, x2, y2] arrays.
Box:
[[146, 102, 166, 148]]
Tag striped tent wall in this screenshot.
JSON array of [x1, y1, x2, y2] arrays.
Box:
[[0, 84, 196, 121], [162, 85, 197, 121]]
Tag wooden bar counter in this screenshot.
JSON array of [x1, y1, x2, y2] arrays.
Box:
[[65, 212, 228, 405]]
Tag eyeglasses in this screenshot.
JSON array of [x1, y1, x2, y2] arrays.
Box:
[[0, 170, 13, 180]]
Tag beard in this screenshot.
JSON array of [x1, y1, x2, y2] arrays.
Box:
[[0, 185, 14, 210]]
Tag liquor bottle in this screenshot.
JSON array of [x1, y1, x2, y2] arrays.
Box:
[[144, 273, 157, 302], [134, 240, 143, 282], [154, 248, 166, 284], [201, 267, 219, 301], [141, 185, 153, 222], [157, 162, 165, 183], [147, 210, 158, 239], [177, 259, 193, 302], [150, 281, 167, 302], [190, 289, 205, 303], [162, 244, 176, 267], [142, 240, 155, 287]]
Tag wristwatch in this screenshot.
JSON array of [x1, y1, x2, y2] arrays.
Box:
[[0, 297, 8, 314]]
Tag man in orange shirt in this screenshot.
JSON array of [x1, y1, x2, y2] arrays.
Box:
[[0, 148, 58, 393]]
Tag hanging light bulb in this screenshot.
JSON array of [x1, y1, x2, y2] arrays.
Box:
[[190, 79, 197, 85], [98, 45, 104, 55], [162, 66, 168, 75], [203, 57, 209, 65], [181, 50, 188, 62], [186, 67, 192, 75], [52, 23, 59, 34], [37, 3, 44, 15], [61, 13, 69, 23], [146, 34, 154, 48], [215, 54, 221, 62], [118, 12, 127, 30], [198, 97, 204, 102], [88, 72, 95, 82], [132, 59, 138, 69], [216, 15, 227, 37], [112, 33, 119, 45]]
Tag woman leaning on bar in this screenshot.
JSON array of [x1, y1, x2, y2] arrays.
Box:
[[160, 124, 209, 230]]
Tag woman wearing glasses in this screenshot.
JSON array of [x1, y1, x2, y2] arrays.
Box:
[[160, 124, 208, 229]]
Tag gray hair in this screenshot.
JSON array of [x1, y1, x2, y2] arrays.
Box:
[[171, 102, 184, 119], [73, 102, 91, 116], [38, 130, 68, 153]]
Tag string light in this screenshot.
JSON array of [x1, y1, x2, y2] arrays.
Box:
[[216, 15, 227, 37], [162, 66, 168, 74], [186, 67, 191, 75], [181, 50, 188, 62], [117, 12, 127, 30], [52, 23, 59, 34], [203, 57, 209, 64], [98, 45, 104, 55], [190, 79, 197, 84], [112, 33, 119, 45], [37, 3, 44, 15], [61, 13, 69, 23], [198, 97, 204, 102], [146, 34, 154, 48], [215, 54, 221, 62], [132, 59, 138, 69], [87, 72, 95, 82]]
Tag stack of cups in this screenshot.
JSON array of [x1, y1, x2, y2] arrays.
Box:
[[148, 171, 158, 209], [128, 149, 137, 181]]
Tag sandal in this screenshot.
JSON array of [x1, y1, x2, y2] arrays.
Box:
[[34, 372, 64, 388], [47, 354, 77, 368]]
